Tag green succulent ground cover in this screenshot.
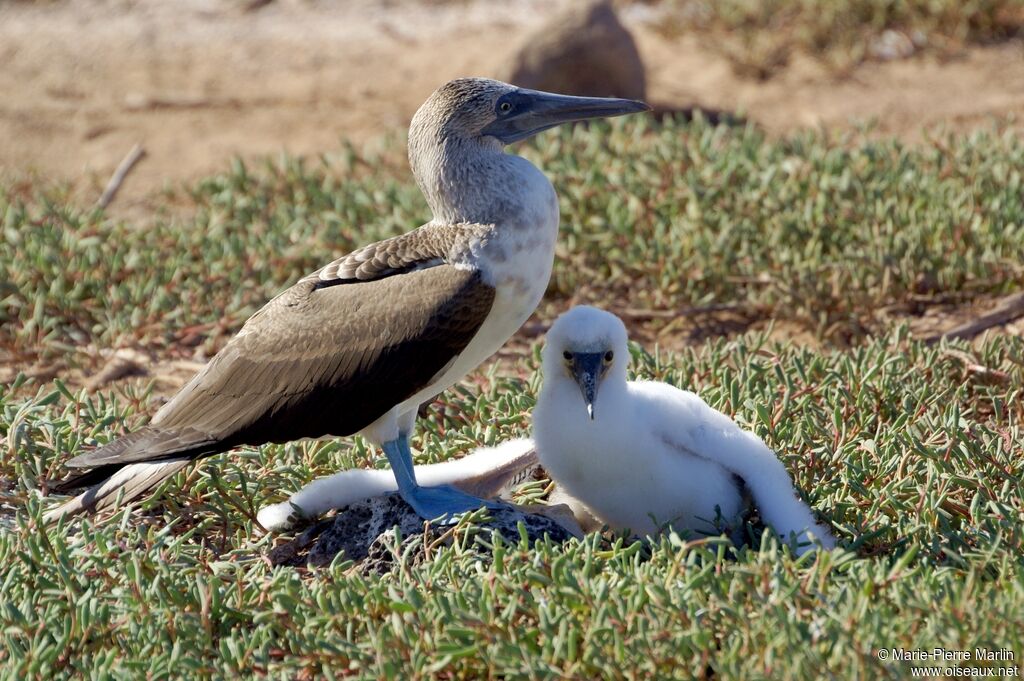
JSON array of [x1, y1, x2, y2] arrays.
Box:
[[2, 117, 1023, 678], [4, 118, 1023, 362]]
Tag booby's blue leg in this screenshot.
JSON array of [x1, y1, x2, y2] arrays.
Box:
[[381, 435, 500, 522], [389, 435, 417, 491]]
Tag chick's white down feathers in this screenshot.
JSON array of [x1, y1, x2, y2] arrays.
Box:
[[533, 306, 835, 555]]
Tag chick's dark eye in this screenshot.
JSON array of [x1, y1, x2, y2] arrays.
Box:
[[604, 351, 614, 362], [499, 101, 512, 114], [562, 351, 573, 361]]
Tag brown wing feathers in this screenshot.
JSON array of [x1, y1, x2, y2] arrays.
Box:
[[47, 226, 495, 518], [308, 223, 461, 285]]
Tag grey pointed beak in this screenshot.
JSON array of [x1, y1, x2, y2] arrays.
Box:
[[570, 352, 605, 421], [482, 89, 650, 144]]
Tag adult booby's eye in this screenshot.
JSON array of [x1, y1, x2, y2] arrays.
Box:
[[499, 101, 513, 114], [562, 350, 573, 361], [604, 351, 614, 363]]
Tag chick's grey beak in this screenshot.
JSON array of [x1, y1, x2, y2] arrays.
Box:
[[483, 89, 650, 144], [570, 352, 605, 421]]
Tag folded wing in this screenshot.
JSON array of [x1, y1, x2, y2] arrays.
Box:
[[654, 386, 835, 552], [49, 226, 495, 517]]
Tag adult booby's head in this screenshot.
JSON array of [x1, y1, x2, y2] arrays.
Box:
[[542, 306, 630, 420], [409, 78, 649, 223], [411, 77, 649, 148]]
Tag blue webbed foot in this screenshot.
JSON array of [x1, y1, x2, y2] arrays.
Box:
[[381, 435, 505, 523], [398, 483, 503, 524]]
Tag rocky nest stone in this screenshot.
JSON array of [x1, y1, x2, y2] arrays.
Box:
[[267, 493, 580, 575]]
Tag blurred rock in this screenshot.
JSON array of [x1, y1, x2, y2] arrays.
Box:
[[503, 0, 646, 101], [869, 30, 916, 61], [267, 493, 582, 575]]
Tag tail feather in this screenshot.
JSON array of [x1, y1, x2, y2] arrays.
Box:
[[48, 464, 123, 494], [65, 426, 217, 469], [44, 424, 216, 523], [63, 429, 154, 468], [43, 459, 191, 524]]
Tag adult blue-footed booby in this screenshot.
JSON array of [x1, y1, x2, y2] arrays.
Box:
[[533, 306, 836, 555], [45, 79, 649, 524]]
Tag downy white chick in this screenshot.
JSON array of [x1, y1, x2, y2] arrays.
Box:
[[532, 306, 835, 555]]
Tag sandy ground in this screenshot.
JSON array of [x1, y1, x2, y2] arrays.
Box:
[[2, 0, 1023, 210]]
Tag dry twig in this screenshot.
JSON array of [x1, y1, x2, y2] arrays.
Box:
[[940, 348, 1011, 385], [926, 292, 1024, 343], [97, 144, 146, 209], [85, 349, 148, 392]]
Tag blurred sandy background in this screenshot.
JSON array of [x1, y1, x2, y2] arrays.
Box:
[[2, 0, 1022, 211]]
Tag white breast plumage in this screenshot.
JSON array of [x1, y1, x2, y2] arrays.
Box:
[[384, 155, 560, 431]]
